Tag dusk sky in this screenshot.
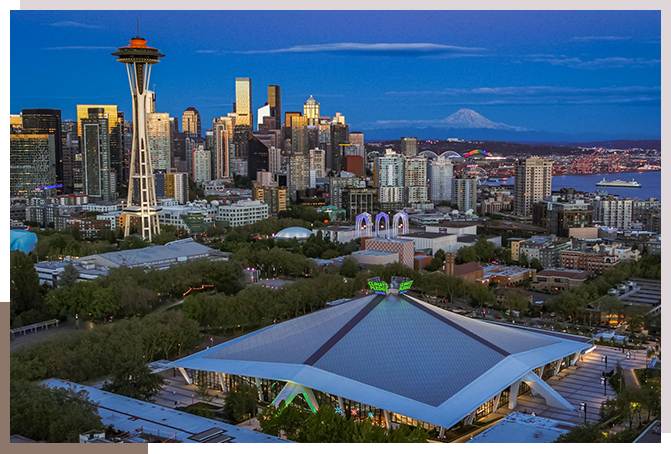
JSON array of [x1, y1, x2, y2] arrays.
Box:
[[10, 10, 661, 138]]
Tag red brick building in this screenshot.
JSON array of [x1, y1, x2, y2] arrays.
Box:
[[560, 250, 619, 275]]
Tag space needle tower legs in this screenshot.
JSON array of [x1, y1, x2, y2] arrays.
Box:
[[112, 30, 164, 241]]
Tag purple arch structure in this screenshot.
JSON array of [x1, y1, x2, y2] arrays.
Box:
[[355, 212, 373, 238], [375, 212, 390, 238]]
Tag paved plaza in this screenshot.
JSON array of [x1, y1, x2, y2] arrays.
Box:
[[500, 345, 649, 425]]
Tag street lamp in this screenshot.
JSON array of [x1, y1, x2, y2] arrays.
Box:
[[580, 402, 587, 423], [600, 376, 607, 396]]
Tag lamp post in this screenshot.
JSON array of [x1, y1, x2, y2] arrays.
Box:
[[600, 376, 607, 396], [580, 402, 587, 423]]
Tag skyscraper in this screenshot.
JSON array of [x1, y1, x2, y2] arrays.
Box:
[[248, 131, 269, 179], [404, 156, 429, 204], [235, 77, 252, 127], [289, 116, 310, 199], [374, 149, 404, 208], [284, 111, 302, 146], [213, 116, 234, 179], [452, 177, 478, 212], [76, 105, 118, 137], [112, 33, 164, 240], [330, 123, 349, 173], [21, 109, 63, 191], [80, 107, 111, 200], [10, 133, 56, 198], [257, 103, 271, 130], [400, 137, 419, 157], [513, 156, 552, 217], [268, 85, 282, 130], [349, 131, 364, 147], [429, 157, 454, 203], [182, 107, 201, 137], [303, 95, 320, 126], [147, 113, 172, 172]]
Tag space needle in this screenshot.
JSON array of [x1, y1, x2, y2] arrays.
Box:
[[112, 27, 164, 241]]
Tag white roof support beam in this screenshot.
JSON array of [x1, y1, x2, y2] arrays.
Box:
[[520, 371, 575, 411], [178, 367, 192, 385], [273, 382, 320, 413]]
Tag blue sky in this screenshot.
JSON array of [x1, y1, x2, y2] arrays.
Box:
[[10, 10, 661, 138]]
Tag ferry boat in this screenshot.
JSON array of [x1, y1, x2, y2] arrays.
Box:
[[596, 178, 641, 188]]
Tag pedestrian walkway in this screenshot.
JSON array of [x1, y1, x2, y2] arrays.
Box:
[[496, 345, 647, 426], [153, 375, 227, 409]]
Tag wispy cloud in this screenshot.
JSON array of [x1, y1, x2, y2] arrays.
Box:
[[528, 56, 660, 69], [232, 42, 486, 56], [386, 85, 660, 97], [383, 86, 660, 108], [195, 50, 217, 54], [47, 21, 104, 29], [570, 36, 631, 42]]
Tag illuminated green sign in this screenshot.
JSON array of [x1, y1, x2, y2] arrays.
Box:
[[399, 280, 414, 292], [368, 281, 389, 293]]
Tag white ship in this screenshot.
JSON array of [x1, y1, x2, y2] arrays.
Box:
[[596, 178, 641, 188]]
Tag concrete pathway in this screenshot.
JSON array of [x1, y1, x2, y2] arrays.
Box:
[[498, 345, 648, 426]]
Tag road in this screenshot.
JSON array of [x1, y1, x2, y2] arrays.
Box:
[[10, 318, 97, 352]]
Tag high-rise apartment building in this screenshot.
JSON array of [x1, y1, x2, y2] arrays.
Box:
[[10, 134, 56, 198], [404, 156, 429, 204], [235, 77, 252, 127], [147, 113, 172, 172], [400, 137, 418, 157], [252, 185, 287, 217], [192, 146, 211, 183], [591, 197, 633, 230], [61, 131, 81, 194], [374, 150, 404, 207], [182, 107, 201, 137], [452, 177, 478, 212], [513, 156, 552, 217], [329, 172, 361, 209], [303, 95, 320, 126], [163, 172, 189, 204], [429, 157, 454, 203], [76, 105, 118, 137], [288, 116, 310, 199], [22, 109, 63, 191], [349, 131, 364, 148], [284, 111, 302, 146], [309, 148, 326, 180], [268, 146, 282, 175], [268, 85, 282, 131], [80, 107, 112, 200], [213, 116, 234, 179]]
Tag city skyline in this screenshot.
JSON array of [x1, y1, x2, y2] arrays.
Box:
[[10, 10, 661, 140]]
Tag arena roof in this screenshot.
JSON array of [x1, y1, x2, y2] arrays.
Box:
[[170, 293, 589, 430]]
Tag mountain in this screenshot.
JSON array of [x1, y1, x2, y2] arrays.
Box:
[[360, 109, 659, 142], [439, 109, 527, 131]]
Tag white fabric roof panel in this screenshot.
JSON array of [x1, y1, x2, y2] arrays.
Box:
[[170, 292, 591, 430]]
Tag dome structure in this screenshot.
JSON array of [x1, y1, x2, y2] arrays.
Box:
[[275, 226, 313, 241], [418, 150, 438, 160]]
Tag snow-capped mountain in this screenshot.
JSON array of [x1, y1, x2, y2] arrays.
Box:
[[440, 109, 528, 131]]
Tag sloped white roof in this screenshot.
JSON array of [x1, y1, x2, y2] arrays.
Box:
[[170, 293, 589, 429]]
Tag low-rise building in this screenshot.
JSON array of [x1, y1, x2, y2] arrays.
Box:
[[494, 287, 533, 305], [216, 200, 269, 227], [531, 269, 591, 293], [482, 265, 536, 286], [362, 238, 415, 268], [425, 221, 478, 236], [65, 216, 112, 240], [351, 250, 399, 266], [398, 231, 456, 254]]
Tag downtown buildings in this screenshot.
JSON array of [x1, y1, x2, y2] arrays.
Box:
[[513, 157, 552, 217]]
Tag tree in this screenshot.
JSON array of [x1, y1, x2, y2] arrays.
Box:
[[10, 382, 104, 443], [10, 251, 42, 314], [59, 263, 80, 287], [339, 256, 360, 278], [518, 253, 529, 267], [222, 384, 259, 423], [529, 258, 544, 272], [502, 290, 531, 317], [195, 379, 214, 403], [102, 360, 165, 403], [455, 246, 478, 264], [554, 422, 606, 443]]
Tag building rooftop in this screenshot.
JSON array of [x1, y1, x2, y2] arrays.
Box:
[[483, 265, 533, 277], [352, 250, 398, 256], [535, 269, 591, 280], [453, 262, 483, 276], [468, 412, 573, 443], [399, 232, 454, 239], [170, 293, 589, 431], [41, 379, 287, 443]]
